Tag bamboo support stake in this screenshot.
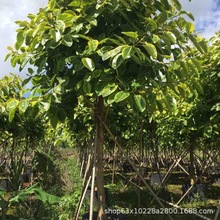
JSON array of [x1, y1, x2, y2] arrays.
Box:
[[89, 165, 96, 220], [83, 154, 92, 186], [90, 135, 97, 220], [97, 115, 173, 220], [214, 204, 220, 220], [74, 175, 92, 220]]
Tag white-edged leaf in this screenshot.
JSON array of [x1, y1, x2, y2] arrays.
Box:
[[81, 57, 95, 71], [6, 99, 19, 111], [122, 46, 133, 59], [114, 91, 130, 103], [112, 53, 124, 69], [88, 39, 99, 51], [100, 84, 118, 97], [165, 31, 176, 43], [121, 31, 138, 39], [18, 100, 29, 113], [134, 94, 146, 112], [143, 43, 157, 59], [102, 46, 124, 61], [62, 35, 73, 47]]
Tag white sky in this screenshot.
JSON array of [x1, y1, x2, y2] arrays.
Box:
[[0, 0, 220, 79]]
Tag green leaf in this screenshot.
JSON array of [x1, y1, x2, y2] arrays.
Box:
[[102, 46, 124, 61], [74, 61, 84, 71], [121, 32, 138, 39], [41, 102, 50, 111], [189, 35, 205, 54], [186, 12, 194, 20], [100, 83, 118, 97], [20, 56, 30, 71], [57, 108, 66, 122], [122, 46, 133, 59], [57, 12, 79, 26], [6, 99, 19, 111], [157, 11, 168, 24], [203, 126, 212, 138], [28, 68, 34, 74], [55, 20, 66, 32], [88, 39, 99, 51], [171, 0, 182, 10], [163, 95, 173, 112], [22, 77, 32, 87], [108, 38, 123, 46], [50, 29, 61, 42], [187, 61, 198, 75], [179, 10, 194, 20], [134, 95, 146, 112], [62, 35, 73, 47], [107, 93, 115, 104], [111, 53, 124, 69], [192, 79, 203, 94], [152, 34, 160, 43], [68, 1, 81, 7], [93, 69, 102, 78], [199, 39, 208, 53], [165, 31, 176, 43], [9, 108, 17, 122], [114, 91, 130, 103], [83, 82, 91, 93], [48, 0, 56, 9], [87, 17, 97, 26], [115, 35, 127, 44], [57, 58, 65, 71], [18, 100, 29, 114], [50, 115, 59, 128], [156, 101, 164, 113], [54, 84, 63, 94], [81, 58, 95, 71], [143, 43, 157, 59], [145, 18, 157, 30], [178, 86, 185, 98], [191, 58, 202, 73], [10, 185, 60, 204], [7, 46, 13, 51], [15, 31, 24, 50], [4, 53, 11, 62], [212, 103, 220, 111], [185, 22, 195, 34]]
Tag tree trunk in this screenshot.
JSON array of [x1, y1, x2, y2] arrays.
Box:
[[95, 96, 106, 220], [189, 133, 195, 185], [139, 118, 144, 161]]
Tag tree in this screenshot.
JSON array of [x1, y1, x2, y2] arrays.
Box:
[[7, 0, 206, 219]]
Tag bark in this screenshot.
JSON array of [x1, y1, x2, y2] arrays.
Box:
[[139, 118, 144, 160], [95, 96, 106, 220], [189, 133, 195, 185]]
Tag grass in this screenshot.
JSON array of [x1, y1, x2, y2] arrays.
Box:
[[104, 171, 220, 220]]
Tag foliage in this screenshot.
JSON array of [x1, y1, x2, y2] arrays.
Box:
[[200, 31, 220, 137], [57, 191, 81, 220], [0, 185, 60, 220], [155, 31, 220, 152], [6, 0, 206, 122]]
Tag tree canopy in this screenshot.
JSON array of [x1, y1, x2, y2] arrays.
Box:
[[7, 0, 207, 119]]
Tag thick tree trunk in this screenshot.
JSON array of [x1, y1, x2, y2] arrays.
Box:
[[95, 96, 106, 220]]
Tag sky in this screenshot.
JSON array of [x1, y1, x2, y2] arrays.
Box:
[[0, 0, 220, 79]]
